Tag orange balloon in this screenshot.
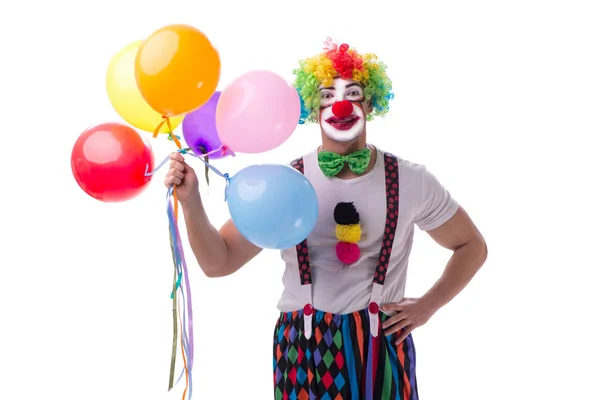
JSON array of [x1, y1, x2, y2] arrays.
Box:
[[135, 24, 221, 117]]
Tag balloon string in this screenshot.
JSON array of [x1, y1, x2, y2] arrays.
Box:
[[176, 220, 194, 400], [144, 147, 233, 202], [166, 193, 183, 391], [148, 114, 236, 180], [173, 185, 180, 221], [167, 219, 179, 391], [167, 189, 193, 399], [199, 147, 210, 187], [145, 146, 235, 178], [184, 154, 231, 201], [153, 117, 218, 399], [177, 289, 189, 400], [176, 273, 192, 400], [187, 151, 230, 180], [172, 188, 195, 370], [153, 119, 166, 138], [151, 115, 184, 221], [153, 116, 183, 148], [176, 264, 192, 400]]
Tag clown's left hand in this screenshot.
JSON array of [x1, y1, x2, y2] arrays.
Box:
[[380, 298, 437, 345]]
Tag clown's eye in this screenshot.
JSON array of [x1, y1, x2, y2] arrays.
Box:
[[321, 93, 333, 99], [347, 90, 361, 97]]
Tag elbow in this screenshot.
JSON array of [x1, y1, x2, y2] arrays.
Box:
[[191, 250, 232, 278], [199, 261, 237, 278], [461, 234, 487, 270], [201, 264, 226, 278], [202, 267, 221, 278], [477, 237, 488, 266]]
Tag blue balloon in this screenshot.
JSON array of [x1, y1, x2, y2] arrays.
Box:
[[226, 164, 319, 249]]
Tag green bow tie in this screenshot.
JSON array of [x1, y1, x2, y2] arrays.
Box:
[[318, 148, 371, 177]]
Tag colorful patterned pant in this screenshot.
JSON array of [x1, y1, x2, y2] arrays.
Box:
[[273, 308, 419, 400]]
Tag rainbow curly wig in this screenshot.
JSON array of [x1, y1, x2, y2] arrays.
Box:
[[293, 38, 394, 124]]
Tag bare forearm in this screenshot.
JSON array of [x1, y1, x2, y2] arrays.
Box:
[[180, 194, 229, 275], [421, 239, 488, 312]]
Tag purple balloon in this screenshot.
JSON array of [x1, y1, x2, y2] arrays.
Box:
[[182, 91, 225, 159]]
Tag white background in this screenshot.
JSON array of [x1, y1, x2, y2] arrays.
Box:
[[1, 0, 599, 399]]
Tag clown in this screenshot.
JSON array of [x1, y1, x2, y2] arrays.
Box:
[[165, 39, 488, 399]]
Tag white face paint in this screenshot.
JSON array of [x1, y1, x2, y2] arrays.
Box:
[[319, 78, 367, 142]]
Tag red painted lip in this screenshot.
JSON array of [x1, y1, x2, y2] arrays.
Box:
[[325, 115, 359, 131]]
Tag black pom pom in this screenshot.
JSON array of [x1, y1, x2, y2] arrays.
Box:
[[333, 202, 360, 225]]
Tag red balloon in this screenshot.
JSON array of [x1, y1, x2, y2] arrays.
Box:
[[71, 122, 154, 202]]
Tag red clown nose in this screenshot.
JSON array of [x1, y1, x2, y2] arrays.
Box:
[[332, 100, 353, 118]]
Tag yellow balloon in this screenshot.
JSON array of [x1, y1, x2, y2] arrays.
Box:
[[106, 41, 184, 133]]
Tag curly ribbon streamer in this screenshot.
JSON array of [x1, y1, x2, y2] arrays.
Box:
[[199, 147, 210, 187], [167, 187, 195, 399], [145, 140, 233, 399], [151, 116, 191, 398], [168, 133, 182, 142], [154, 116, 182, 148]]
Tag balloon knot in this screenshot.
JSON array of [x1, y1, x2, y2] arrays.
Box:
[[221, 145, 236, 157], [178, 148, 188, 155], [223, 173, 230, 181], [167, 133, 180, 141]]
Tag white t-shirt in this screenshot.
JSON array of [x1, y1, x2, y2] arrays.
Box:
[[277, 145, 459, 314]]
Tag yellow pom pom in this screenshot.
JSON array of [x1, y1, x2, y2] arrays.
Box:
[[336, 224, 361, 243]]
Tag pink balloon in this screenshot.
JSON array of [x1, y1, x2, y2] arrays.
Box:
[[216, 70, 300, 153]]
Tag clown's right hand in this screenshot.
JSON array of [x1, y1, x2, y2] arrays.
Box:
[[164, 152, 200, 205]]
